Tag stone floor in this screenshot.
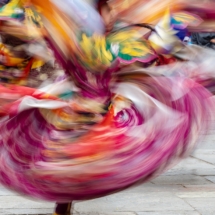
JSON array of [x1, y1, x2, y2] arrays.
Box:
[[0, 128, 215, 215]]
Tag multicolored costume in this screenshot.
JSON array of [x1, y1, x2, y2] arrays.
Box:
[[0, 0, 215, 206], [0, 0, 57, 87]]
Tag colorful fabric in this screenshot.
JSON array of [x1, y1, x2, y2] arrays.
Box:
[[78, 30, 157, 71], [0, 0, 24, 20], [0, 0, 215, 203], [0, 73, 214, 201]]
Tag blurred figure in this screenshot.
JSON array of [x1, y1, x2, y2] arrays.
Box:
[[0, 0, 56, 87], [191, 32, 215, 49], [0, 2, 214, 215]]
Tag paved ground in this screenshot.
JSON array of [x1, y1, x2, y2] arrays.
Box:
[[0, 125, 215, 215]]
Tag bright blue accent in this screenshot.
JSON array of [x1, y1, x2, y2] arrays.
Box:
[[170, 17, 188, 41], [59, 91, 74, 100]]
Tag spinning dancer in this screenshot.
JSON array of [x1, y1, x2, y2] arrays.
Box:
[[0, 1, 215, 215]]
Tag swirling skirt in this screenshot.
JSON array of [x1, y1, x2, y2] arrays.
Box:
[[0, 75, 214, 202]]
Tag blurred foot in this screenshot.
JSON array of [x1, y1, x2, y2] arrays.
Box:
[[53, 202, 72, 215]]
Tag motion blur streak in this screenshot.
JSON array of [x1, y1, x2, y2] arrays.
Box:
[[0, 0, 215, 202]]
